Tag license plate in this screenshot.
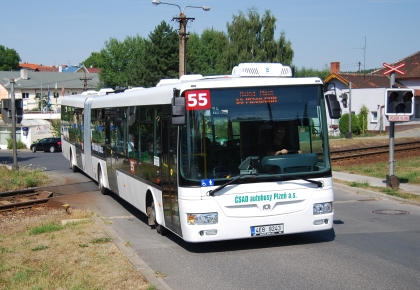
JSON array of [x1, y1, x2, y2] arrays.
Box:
[[251, 224, 284, 236]]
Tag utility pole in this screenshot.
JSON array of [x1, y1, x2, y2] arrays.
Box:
[[353, 36, 366, 78], [10, 79, 18, 169], [80, 71, 93, 91], [346, 82, 352, 139], [40, 83, 43, 112], [151, 0, 210, 78], [173, 13, 194, 77]]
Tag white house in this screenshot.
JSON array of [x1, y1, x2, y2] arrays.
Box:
[[324, 51, 420, 134], [0, 69, 99, 149]]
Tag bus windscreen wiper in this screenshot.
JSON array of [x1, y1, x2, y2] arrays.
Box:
[[278, 175, 323, 187], [207, 174, 257, 196], [301, 178, 323, 187]]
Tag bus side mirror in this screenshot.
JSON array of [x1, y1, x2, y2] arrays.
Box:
[[172, 96, 186, 125], [325, 94, 341, 119]]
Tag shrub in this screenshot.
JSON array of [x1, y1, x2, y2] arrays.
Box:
[[359, 105, 369, 134], [339, 113, 361, 135], [6, 138, 27, 149]]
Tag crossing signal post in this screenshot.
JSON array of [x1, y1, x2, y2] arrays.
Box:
[[382, 63, 412, 188]]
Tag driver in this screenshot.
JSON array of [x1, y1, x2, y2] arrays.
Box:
[[262, 124, 302, 156]]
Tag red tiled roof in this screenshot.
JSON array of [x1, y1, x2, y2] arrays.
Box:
[[86, 68, 100, 73], [19, 63, 61, 72], [36, 67, 59, 72], [19, 63, 40, 70], [324, 73, 404, 89], [371, 51, 420, 78]]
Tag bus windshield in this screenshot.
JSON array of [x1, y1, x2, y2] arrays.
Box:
[[179, 84, 330, 183]]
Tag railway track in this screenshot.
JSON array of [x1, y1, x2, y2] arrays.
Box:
[[331, 141, 420, 165], [0, 180, 99, 213], [0, 189, 54, 213]]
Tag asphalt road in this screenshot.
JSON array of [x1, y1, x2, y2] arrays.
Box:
[[2, 149, 420, 290]]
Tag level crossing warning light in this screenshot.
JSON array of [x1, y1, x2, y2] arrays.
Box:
[[384, 88, 414, 121]]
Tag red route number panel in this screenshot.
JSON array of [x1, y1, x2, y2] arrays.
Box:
[[186, 90, 211, 111]]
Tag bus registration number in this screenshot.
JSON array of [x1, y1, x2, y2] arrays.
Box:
[[251, 224, 284, 236]]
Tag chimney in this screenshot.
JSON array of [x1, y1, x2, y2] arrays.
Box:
[[330, 62, 340, 73], [20, 69, 28, 80]]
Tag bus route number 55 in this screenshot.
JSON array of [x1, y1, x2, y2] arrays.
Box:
[[186, 90, 211, 111]]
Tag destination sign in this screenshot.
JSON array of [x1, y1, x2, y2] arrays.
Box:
[[236, 90, 278, 105]]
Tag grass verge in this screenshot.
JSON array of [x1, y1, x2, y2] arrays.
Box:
[[0, 165, 51, 192], [0, 208, 152, 290], [334, 179, 420, 202], [333, 156, 420, 185]]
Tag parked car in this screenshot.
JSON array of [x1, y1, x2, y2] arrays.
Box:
[[30, 137, 62, 153]]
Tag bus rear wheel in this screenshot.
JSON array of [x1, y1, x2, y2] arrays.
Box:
[[98, 168, 108, 195], [70, 152, 77, 172]]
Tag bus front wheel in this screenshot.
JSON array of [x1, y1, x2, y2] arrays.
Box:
[[149, 201, 166, 236]]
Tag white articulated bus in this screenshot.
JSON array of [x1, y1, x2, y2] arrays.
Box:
[[61, 63, 341, 243]]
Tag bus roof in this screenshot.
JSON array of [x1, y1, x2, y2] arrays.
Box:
[[62, 63, 323, 109]]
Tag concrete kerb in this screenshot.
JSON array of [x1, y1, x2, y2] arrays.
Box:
[[333, 182, 420, 207], [92, 215, 173, 290]]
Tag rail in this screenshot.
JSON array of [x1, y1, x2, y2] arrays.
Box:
[[0, 189, 53, 212], [331, 141, 420, 165]]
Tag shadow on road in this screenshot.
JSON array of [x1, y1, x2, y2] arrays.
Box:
[[109, 192, 336, 253]]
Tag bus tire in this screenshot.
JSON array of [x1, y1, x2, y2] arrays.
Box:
[[98, 167, 108, 195], [70, 152, 77, 172], [151, 201, 166, 236]]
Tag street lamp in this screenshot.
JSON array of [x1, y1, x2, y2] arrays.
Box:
[[152, 0, 210, 78]]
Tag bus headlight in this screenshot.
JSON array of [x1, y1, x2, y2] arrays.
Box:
[[187, 213, 218, 225], [313, 202, 332, 215]]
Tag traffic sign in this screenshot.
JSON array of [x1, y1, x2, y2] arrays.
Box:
[[388, 115, 410, 122], [383, 62, 405, 75]]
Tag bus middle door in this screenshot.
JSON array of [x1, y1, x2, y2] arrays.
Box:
[[161, 116, 181, 236], [105, 113, 119, 194]]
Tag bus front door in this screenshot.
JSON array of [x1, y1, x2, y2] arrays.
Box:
[[161, 117, 181, 235]]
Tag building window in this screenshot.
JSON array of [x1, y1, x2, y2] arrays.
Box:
[[371, 111, 378, 122], [22, 93, 29, 98]]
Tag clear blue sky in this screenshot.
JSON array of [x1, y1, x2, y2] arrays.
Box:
[[2, 0, 419, 72]]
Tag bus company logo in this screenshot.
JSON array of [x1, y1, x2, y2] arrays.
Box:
[[263, 204, 270, 210], [266, 67, 270, 73]]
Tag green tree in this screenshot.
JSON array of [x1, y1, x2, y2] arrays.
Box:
[[82, 52, 103, 68], [99, 35, 146, 88], [187, 29, 228, 75], [140, 21, 178, 87], [0, 45, 21, 71], [218, 8, 294, 73], [275, 31, 294, 65], [294, 66, 330, 79]]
